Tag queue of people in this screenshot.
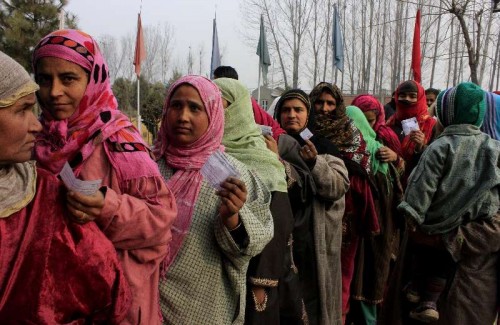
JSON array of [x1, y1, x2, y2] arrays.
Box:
[[0, 29, 499, 325]]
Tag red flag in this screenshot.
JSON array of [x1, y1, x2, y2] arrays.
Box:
[[411, 9, 421, 83], [133, 13, 146, 76]]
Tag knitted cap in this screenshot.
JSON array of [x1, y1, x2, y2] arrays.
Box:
[[0, 51, 39, 108], [436, 82, 486, 127]]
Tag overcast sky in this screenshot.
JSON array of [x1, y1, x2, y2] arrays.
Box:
[[66, 0, 260, 88]]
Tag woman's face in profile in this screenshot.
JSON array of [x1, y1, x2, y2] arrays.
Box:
[[36, 57, 88, 121], [166, 84, 209, 146], [0, 93, 42, 166]]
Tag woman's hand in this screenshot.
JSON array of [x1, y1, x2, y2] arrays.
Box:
[[66, 190, 105, 224], [409, 130, 425, 152], [299, 139, 318, 163], [377, 146, 398, 162], [217, 177, 247, 230], [264, 134, 279, 154]]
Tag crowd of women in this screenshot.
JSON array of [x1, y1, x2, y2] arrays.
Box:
[[0, 29, 499, 325]]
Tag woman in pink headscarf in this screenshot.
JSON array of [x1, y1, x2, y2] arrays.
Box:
[[32, 29, 177, 325], [154, 75, 273, 324], [351, 94, 404, 173]]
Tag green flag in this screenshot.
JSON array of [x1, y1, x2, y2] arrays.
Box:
[[256, 14, 271, 85]]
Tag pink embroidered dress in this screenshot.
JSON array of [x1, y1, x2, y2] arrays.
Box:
[[33, 29, 177, 325]]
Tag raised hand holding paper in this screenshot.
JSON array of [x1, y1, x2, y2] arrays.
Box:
[[300, 128, 314, 140], [59, 162, 102, 196], [402, 117, 420, 136], [201, 150, 241, 190]]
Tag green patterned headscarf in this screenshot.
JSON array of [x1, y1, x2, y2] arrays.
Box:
[[214, 78, 287, 192], [346, 105, 388, 175]]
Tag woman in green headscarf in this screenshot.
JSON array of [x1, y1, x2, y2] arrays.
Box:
[[214, 77, 304, 324], [345, 105, 403, 325]]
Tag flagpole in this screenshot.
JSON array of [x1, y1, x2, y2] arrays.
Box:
[[136, 1, 143, 132], [257, 59, 261, 105], [137, 77, 141, 131]]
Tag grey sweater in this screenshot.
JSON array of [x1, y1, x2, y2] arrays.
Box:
[[398, 124, 500, 234]]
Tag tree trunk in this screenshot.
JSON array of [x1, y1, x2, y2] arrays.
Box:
[[430, 1, 443, 87], [453, 6, 479, 84], [365, 0, 374, 92], [478, 9, 493, 86], [446, 17, 454, 87], [401, 2, 409, 81], [453, 21, 460, 85], [372, 0, 382, 94], [350, 1, 355, 93], [322, 0, 332, 82], [379, 0, 388, 94], [489, 29, 500, 91], [263, 1, 290, 88]]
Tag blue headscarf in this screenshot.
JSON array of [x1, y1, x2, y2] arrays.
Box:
[[481, 92, 500, 140]]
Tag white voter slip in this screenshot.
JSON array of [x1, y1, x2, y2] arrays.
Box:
[[59, 162, 102, 196], [259, 125, 273, 136], [201, 150, 240, 190], [300, 128, 314, 140], [401, 117, 420, 136]]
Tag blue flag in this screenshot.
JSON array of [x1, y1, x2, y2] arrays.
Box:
[[332, 4, 344, 72], [210, 17, 221, 79], [257, 14, 271, 84]]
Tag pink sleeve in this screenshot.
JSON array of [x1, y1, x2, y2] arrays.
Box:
[[251, 97, 286, 141], [79, 144, 177, 252], [98, 175, 176, 251]]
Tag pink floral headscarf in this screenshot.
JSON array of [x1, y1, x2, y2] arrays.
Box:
[[154, 75, 225, 273], [33, 29, 155, 178]]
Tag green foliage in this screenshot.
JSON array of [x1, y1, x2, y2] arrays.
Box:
[[112, 77, 134, 115], [113, 77, 166, 139], [0, 0, 77, 70]]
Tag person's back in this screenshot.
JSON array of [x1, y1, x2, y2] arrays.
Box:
[[398, 82, 500, 323], [400, 82, 500, 235], [415, 126, 499, 233]]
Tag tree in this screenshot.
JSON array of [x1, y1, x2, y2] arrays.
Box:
[[0, 0, 77, 70], [141, 81, 166, 139], [112, 76, 166, 139], [112, 77, 134, 115]]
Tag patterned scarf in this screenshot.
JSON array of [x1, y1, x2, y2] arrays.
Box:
[[33, 29, 154, 178], [346, 106, 388, 175], [309, 82, 371, 173], [481, 92, 500, 140], [351, 94, 402, 157], [153, 75, 225, 273], [387, 80, 436, 161], [214, 78, 287, 192]]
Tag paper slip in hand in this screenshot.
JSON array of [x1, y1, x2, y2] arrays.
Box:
[[59, 162, 102, 196], [401, 117, 420, 136], [300, 128, 314, 140], [201, 150, 240, 190], [259, 125, 273, 136]]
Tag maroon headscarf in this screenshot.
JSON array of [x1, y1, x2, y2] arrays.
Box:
[[351, 94, 402, 157]]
